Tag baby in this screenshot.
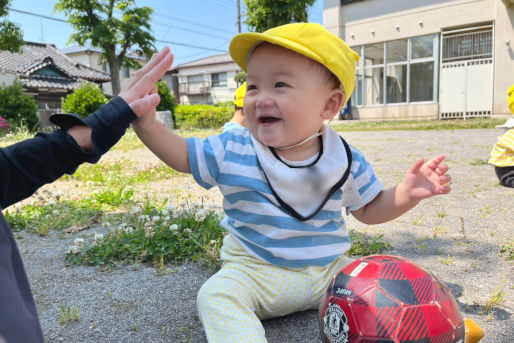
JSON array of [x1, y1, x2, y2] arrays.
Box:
[[133, 23, 451, 342]]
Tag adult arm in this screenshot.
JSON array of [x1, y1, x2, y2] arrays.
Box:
[[0, 47, 174, 209], [0, 97, 135, 209]]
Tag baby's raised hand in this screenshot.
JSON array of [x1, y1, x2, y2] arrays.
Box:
[[402, 154, 451, 201]]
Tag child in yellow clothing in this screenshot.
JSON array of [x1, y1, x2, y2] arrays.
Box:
[[488, 84, 514, 188]]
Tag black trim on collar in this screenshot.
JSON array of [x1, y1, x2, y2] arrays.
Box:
[[270, 136, 323, 168], [262, 136, 352, 222]]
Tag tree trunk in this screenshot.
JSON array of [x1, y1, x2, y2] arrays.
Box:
[[109, 60, 121, 96], [106, 50, 121, 96]]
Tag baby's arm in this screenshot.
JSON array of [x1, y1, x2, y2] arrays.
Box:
[[352, 154, 451, 224], [133, 118, 191, 173]]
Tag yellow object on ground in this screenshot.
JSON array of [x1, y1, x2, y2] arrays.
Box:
[[464, 318, 484, 343]]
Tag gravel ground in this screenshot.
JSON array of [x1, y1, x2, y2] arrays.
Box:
[[14, 128, 513, 342]]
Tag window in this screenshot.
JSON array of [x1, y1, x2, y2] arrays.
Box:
[[351, 33, 438, 106], [409, 62, 434, 102], [365, 67, 384, 105], [411, 35, 435, 59], [364, 43, 384, 66], [211, 72, 227, 87], [122, 67, 130, 78], [386, 39, 407, 63], [386, 65, 407, 103], [102, 62, 110, 74]]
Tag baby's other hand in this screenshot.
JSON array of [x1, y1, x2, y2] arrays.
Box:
[[400, 154, 451, 201]]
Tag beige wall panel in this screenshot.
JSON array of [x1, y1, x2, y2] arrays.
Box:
[[352, 103, 439, 120], [493, 3, 514, 115], [326, 0, 495, 46]]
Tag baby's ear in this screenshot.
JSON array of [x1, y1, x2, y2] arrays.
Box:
[[321, 89, 346, 120]]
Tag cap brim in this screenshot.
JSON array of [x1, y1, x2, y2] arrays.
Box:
[[229, 33, 324, 72], [49, 113, 87, 130]]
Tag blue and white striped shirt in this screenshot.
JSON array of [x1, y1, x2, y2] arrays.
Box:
[[187, 127, 382, 268]]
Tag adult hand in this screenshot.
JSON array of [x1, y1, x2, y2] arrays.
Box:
[[118, 47, 174, 117]]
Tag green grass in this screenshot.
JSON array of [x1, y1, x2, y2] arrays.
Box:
[[332, 118, 504, 132], [347, 229, 392, 256], [65, 200, 225, 271]]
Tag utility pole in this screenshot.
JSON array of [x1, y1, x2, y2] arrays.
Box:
[[237, 0, 241, 33]]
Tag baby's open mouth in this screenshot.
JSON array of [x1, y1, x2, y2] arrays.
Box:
[[259, 116, 280, 124]]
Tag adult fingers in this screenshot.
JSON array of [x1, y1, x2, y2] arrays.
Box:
[[129, 93, 161, 117], [133, 49, 174, 92]]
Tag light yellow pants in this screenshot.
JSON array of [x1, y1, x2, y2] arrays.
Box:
[[197, 235, 354, 343]]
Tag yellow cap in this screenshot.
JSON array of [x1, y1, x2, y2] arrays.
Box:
[[507, 84, 514, 114], [234, 82, 246, 108], [229, 23, 359, 106]]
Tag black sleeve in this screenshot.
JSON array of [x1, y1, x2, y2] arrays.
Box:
[[0, 96, 136, 209]]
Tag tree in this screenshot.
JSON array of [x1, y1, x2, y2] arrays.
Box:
[[0, 80, 39, 129], [0, 0, 24, 53], [244, 0, 316, 32], [55, 0, 156, 96], [156, 81, 177, 114], [62, 81, 108, 118]]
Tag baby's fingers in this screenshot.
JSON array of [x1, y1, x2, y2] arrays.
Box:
[[435, 163, 449, 176]]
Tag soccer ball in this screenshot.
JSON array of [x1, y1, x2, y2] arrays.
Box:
[[319, 255, 465, 343]]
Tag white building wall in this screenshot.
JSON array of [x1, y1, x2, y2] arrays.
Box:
[[65, 51, 145, 97], [0, 70, 17, 86], [324, 0, 513, 118], [178, 62, 240, 105]]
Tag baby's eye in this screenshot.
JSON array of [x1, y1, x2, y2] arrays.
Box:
[[275, 82, 286, 88], [247, 84, 257, 91]]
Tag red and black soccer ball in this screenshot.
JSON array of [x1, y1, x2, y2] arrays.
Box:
[[319, 255, 465, 343]]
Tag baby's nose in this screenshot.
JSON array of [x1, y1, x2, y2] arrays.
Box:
[[256, 91, 274, 108]]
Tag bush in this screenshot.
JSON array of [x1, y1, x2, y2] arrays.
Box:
[[156, 80, 177, 113], [174, 104, 233, 129], [0, 80, 39, 130], [62, 81, 107, 118]]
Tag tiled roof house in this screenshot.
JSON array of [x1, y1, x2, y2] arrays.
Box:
[[0, 41, 110, 110]]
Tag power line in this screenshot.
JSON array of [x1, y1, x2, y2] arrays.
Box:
[[9, 7, 229, 53], [152, 20, 228, 40], [156, 39, 227, 53], [153, 13, 235, 35]]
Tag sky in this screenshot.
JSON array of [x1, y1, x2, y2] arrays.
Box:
[[8, 0, 324, 66]]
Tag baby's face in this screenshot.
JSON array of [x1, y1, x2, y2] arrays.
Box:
[[244, 43, 336, 150]]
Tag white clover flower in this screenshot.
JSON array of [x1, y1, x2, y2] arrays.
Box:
[[169, 224, 178, 231], [145, 231, 155, 238], [94, 234, 104, 241], [185, 228, 193, 235], [152, 216, 160, 222], [102, 222, 111, 228], [52, 210, 59, 215], [48, 201, 56, 206], [132, 207, 142, 215], [166, 205, 176, 212], [179, 201, 187, 207], [195, 210, 206, 222], [86, 181, 94, 186], [124, 227, 133, 234], [209, 240, 217, 246], [67, 245, 81, 254], [73, 238, 84, 247]]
